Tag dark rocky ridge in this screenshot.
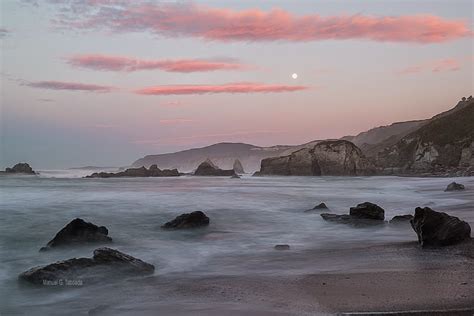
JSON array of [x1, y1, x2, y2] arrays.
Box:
[[374, 97, 474, 176], [19, 248, 154, 285], [256, 140, 376, 176], [85, 165, 179, 178]]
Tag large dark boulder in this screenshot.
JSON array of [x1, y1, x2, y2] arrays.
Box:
[[320, 213, 385, 227], [445, 182, 465, 191], [19, 247, 154, 285], [40, 218, 112, 251], [85, 165, 179, 178], [410, 207, 471, 247], [194, 160, 236, 176], [349, 202, 385, 220], [5, 163, 36, 174], [162, 211, 210, 229], [321, 202, 385, 227]]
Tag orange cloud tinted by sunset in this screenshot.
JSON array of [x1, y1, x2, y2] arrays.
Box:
[[63, 3, 472, 43], [26, 81, 114, 92], [67, 54, 248, 72], [136, 83, 308, 95]]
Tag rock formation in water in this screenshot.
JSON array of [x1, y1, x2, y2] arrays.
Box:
[[3, 163, 37, 175], [305, 202, 329, 212], [410, 207, 471, 247], [257, 140, 376, 176], [194, 160, 236, 176], [40, 218, 112, 251], [321, 202, 385, 226], [19, 247, 154, 285], [233, 159, 245, 174], [161, 211, 210, 229], [274, 244, 290, 250], [445, 182, 465, 191], [374, 97, 474, 176], [389, 214, 414, 224], [85, 165, 179, 178]]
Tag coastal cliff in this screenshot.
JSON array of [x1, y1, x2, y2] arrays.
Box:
[[256, 140, 376, 176]]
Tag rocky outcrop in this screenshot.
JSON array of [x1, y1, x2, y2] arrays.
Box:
[[257, 140, 376, 176], [19, 247, 154, 285], [85, 165, 179, 178], [40, 218, 112, 251], [410, 207, 471, 247], [194, 160, 236, 176], [233, 159, 245, 174], [4, 163, 36, 175], [389, 214, 413, 223], [375, 98, 474, 176], [162, 211, 210, 229], [321, 202, 385, 227], [445, 182, 465, 191]]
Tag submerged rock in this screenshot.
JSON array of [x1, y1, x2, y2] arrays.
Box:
[[194, 160, 236, 176], [4, 163, 36, 175], [40, 218, 112, 251], [85, 165, 179, 178], [445, 182, 465, 191], [410, 207, 471, 247], [349, 202, 385, 220], [320, 213, 384, 227], [162, 211, 210, 230], [390, 214, 414, 223], [19, 247, 154, 285], [274, 244, 290, 250], [230, 174, 241, 179], [305, 202, 328, 212]]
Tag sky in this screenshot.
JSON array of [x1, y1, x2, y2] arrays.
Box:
[[0, 0, 473, 169]]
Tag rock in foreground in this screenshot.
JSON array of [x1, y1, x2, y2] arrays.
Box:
[[257, 140, 376, 176], [194, 160, 236, 176], [85, 165, 179, 178], [349, 202, 385, 220], [19, 247, 154, 285], [162, 211, 210, 229], [274, 244, 290, 250], [4, 163, 36, 175], [410, 207, 471, 247], [40, 218, 112, 251], [321, 202, 385, 227], [389, 214, 414, 223], [445, 182, 465, 191]]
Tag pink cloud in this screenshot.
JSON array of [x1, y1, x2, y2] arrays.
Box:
[[159, 118, 194, 125], [55, 3, 471, 43], [397, 58, 462, 74], [25, 80, 115, 92], [67, 54, 248, 72], [136, 82, 308, 96]]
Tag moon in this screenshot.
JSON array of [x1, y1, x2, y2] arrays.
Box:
[[291, 73, 298, 79]]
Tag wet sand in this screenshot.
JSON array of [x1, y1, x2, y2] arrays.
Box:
[[81, 240, 474, 316]]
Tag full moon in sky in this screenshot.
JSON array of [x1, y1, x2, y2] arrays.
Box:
[[291, 73, 298, 79]]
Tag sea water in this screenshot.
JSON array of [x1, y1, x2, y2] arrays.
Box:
[[1, 173, 473, 314]]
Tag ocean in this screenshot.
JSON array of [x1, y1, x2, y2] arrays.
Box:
[[1, 172, 473, 314]]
